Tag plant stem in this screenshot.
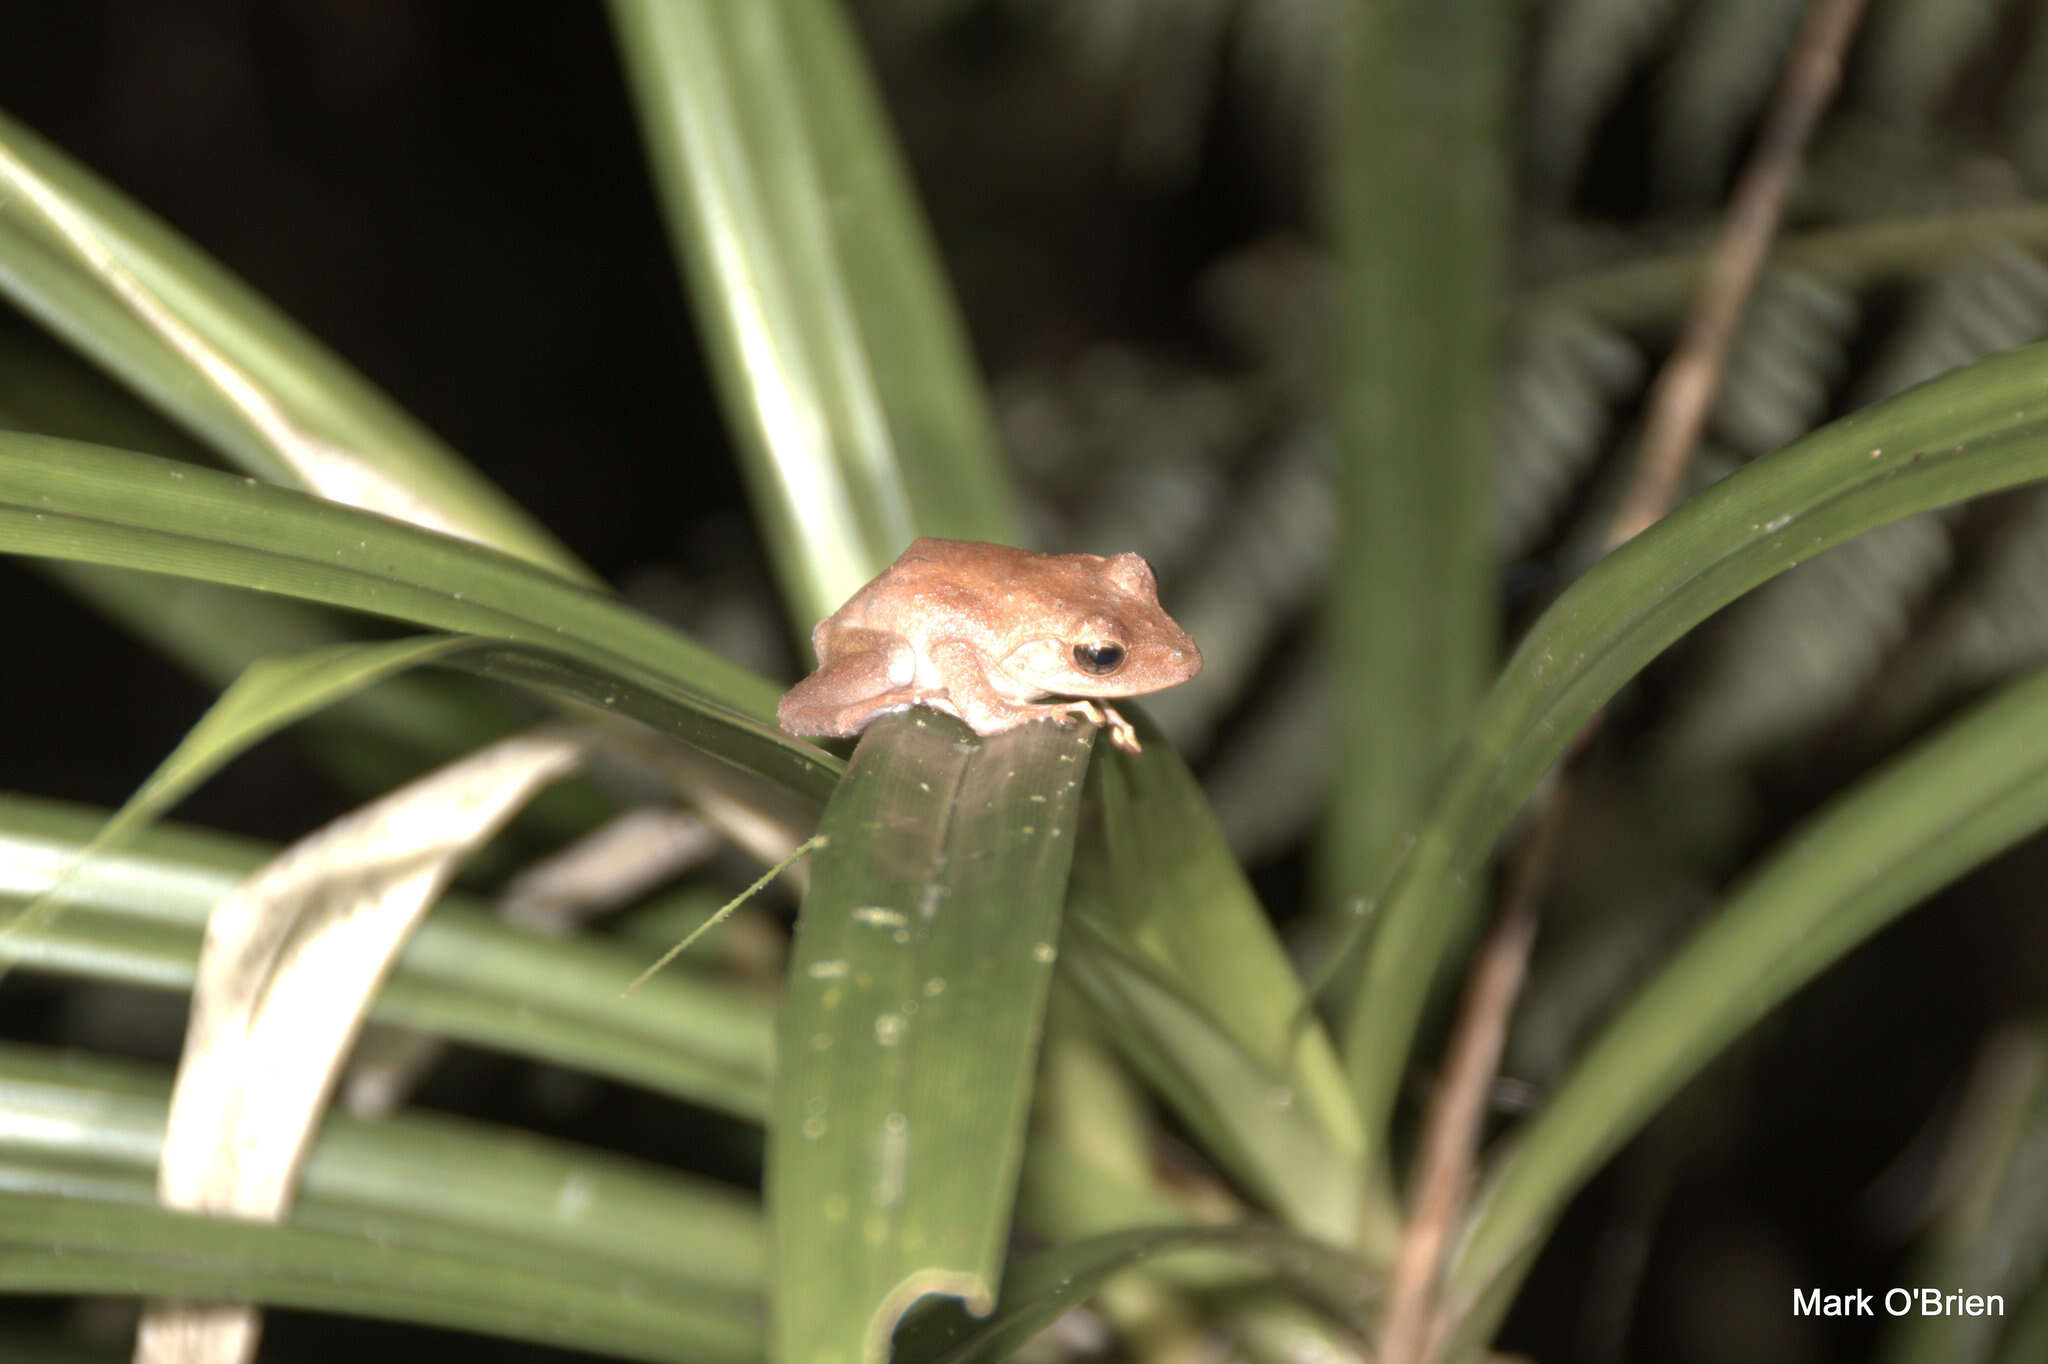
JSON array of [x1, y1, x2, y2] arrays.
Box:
[[1376, 1, 1872, 1357]]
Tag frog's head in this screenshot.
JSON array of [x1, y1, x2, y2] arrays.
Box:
[[996, 551, 1203, 701]]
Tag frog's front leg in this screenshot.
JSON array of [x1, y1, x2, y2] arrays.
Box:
[[926, 640, 1116, 741], [778, 628, 947, 738]]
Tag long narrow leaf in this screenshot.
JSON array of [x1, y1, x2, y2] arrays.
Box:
[[1063, 725, 1372, 1248], [35, 565, 601, 823], [0, 433, 839, 802], [0, 796, 775, 1118], [771, 711, 1088, 1364], [1454, 662, 2048, 1323], [1319, 0, 1505, 963], [0, 109, 588, 580], [610, 0, 1017, 629], [0, 1042, 763, 1305], [1341, 341, 2048, 1167], [0, 274, 593, 813], [892, 1224, 1374, 1364], [0, 1192, 754, 1364]]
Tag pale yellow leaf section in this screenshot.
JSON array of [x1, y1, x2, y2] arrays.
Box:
[[135, 730, 586, 1364]]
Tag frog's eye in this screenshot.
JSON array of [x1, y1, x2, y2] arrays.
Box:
[[1073, 642, 1126, 675]]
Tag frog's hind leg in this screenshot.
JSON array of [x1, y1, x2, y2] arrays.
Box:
[[777, 628, 941, 738]]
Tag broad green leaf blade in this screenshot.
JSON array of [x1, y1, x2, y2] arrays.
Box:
[[1342, 341, 2048, 1167], [1063, 725, 1372, 1248], [0, 796, 775, 1118], [0, 109, 589, 581], [0, 432, 839, 802], [1318, 0, 1504, 943], [610, 0, 1018, 628], [771, 711, 1089, 1364], [0, 1191, 753, 1364], [891, 1224, 1375, 1364], [0, 1042, 763, 1306], [1454, 662, 2048, 1314]]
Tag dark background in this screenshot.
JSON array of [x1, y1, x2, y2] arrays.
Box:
[[2, 4, 2043, 1363]]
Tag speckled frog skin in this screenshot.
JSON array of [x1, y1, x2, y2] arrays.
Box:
[[777, 538, 1203, 753]]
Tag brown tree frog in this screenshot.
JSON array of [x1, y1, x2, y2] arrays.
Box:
[[777, 538, 1202, 753]]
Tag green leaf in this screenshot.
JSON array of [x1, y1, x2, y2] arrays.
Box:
[[770, 710, 1089, 1364], [0, 110, 589, 580], [1017, 1009, 1192, 1244], [1318, 0, 1505, 952], [1341, 340, 2048, 1173], [33, 634, 472, 871], [1062, 724, 1373, 1248], [0, 432, 839, 802], [0, 304, 213, 462], [0, 229, 611, 820], [0, 635, 496, 990], [34, 564, 600, 823], [0, 1042, 764, 1304], [150, 731, 584, 1276], [0, 1191, 754, 1364], [891, 1224, 1375, 1364], [610, 0, 1019, 628], [1453, 662, 2048, 1322], [0, 795, 775, 1118]]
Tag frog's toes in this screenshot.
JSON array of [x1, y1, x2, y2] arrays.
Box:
[[1100, 705, 1142, 753]]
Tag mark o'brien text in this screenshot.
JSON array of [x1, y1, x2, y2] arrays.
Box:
[[1794, 1288, 2003, 1317]]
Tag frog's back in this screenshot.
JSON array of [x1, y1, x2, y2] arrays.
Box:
[[897, 537, 1045, 583], [821, 538, 1012, 638]]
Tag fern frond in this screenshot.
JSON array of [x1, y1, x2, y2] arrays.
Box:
[[1708, 268, 1858, 457], [1496, 309, 1642, 559], [1852, 245, 2048, 401], [1655, 0, 1805, 206], [1657, 513, 1954, 770], [1932, 488, 2048, 692], [1658, 248, 2048, 771], [1141, 432, 1334, 749]]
